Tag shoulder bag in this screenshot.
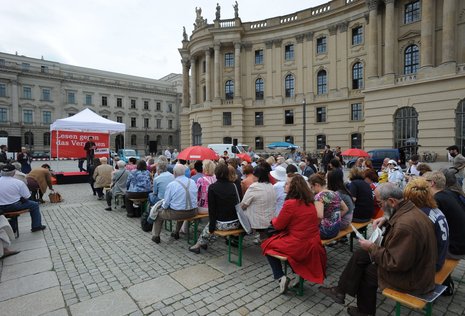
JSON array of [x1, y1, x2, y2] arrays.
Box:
[[232, 184, 252, 234]]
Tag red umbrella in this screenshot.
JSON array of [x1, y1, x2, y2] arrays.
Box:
[[341, 148, 370, 157], [236, 153, 251, 163], [176, 146, 219, 161]]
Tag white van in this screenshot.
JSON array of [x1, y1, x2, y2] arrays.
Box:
[[207, 144, 247, 158]]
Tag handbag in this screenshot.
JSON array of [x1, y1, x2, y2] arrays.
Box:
[[233, 184, 252, 234], [49, 191, 62, 203]]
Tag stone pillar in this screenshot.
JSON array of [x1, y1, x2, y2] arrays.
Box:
[[190, 57, 197, 106], [181, 59, 190, 108], [328, 24, 338, 91], [234, 42, 241, 98], [205, 49, 211, 101], [442, 0, 456, 64], [214, 43, 221, 99], [420, 0, 434, 68], [384, 0, 395, 74], [265, 40, 273, 98], [295, 34, 305, 96], [367, 0, 379, 78], [11, 80, 19, 123]]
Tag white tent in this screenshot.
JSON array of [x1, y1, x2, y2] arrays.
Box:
[[50, 108, 125, 133]]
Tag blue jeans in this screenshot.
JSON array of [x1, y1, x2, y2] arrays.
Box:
[[0, 199, 42, 229]]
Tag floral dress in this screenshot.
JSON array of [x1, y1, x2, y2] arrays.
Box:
[[315, 190, 342, 239]]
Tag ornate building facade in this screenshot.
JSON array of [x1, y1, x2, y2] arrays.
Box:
[[179, 0, 465, 159], [0, 52, 181, 154]]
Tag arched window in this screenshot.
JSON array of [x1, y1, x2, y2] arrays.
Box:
[[285, 74, 294, 97], [255, 136, 263, 150], [43, 132, 50, 146], [317, 70, 327, 95], [394, 107, 418, 159], [404, 45, 419, 74], [351, 133, 362, 149], [168, 135, 173, 146], [352, 62, 363, 89], [192, 123, 202, 146], [255, 78, 264, 100], [225, 80, 234, 100], [316, 134, 326, 150], [130, 134, 137, 146], [456, 99, 465, 154], [24, 131, 34, 146], [223, 137, 232, 144]]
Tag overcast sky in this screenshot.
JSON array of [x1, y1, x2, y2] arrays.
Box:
[[1, 0, 327, 79]]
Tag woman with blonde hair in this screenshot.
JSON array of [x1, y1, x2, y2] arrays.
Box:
[[404, 177, 449, 271], [196, 160, 217, 214], [266, 156, 276, 169]]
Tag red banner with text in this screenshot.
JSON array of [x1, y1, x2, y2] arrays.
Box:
[[51, 131, 110, 159]]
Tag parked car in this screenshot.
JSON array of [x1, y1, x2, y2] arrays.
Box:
[[31, 151, 50, 159], [347, 148, 405, 170], [117, 149, 140, 163]]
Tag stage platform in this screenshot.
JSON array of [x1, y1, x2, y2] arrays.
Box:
[[53, 172, 89, 184]]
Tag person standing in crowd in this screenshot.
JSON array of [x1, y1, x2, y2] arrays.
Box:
[[406, 154, 421, 176], [125, 160, 151, 218], [0, 145, 9, 164], [105, 160, 129, 211], [386, 160, 404, 188], [299, 159, 315, 178], [262, 174, 327, 294], [319, 183, 437, 316], [190, 160, 204, 183], [93, 157, 113, 200], [27, 164, 54, 203], [347, 168, 374, 222], [164, 148, 172, 162], [447, 145, 465, 187], [334, 146, 343, 163], [321, 145, 334, 173], [17, 147, 32, 174], [171, 149, 178, 161], [83, 136, 96, 168]]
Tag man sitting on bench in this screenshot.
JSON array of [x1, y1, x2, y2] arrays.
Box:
[[319, 183, 437, 316], [0, 164, 46, 232]]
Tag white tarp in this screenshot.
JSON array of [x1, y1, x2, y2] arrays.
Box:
[[50, 108, 125, 134]]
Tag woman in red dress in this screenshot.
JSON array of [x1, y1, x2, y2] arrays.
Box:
[[261, 174, 327, 294]]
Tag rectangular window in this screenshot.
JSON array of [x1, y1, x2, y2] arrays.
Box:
[[117, 97, 122, 107], [130, 99, 136, 109], [102, 96, 108, 106], [130, 117, 136, 128], [22, 63, 30, 72], [156, 119, 161, 129], [41, 65, 48, 73], [0, 108, 7, 122], [0, 83, 6, 97], [284, 44, 294, 61], [42, 89, 51, 101], [351, 103, 363, 121], [23, 86, 32, 99], [144, 118, 149, 128], [42, 111, 52, 124], [223, 112, 232, 126], [23, 110, 33, 124], [67, 92, 75, 104], [316, 37, 327, 54], [156, 102, 161, 111], [316, 107, 327, 123], [352, 26, 363, 46], [255, 137, 264, 150], [116, 116, 123, 123], [285, 110, 294, 125], [0, 59, 5, 67], [255, 112, 263, 126], [167, 104, 173, 112], [224, 52, 234, 67], [85, 94, 92, 105], [202, 60, 206, 73], [168, 120, 173, 129], [255, 49, 264, 65], [144, 100, 149, 110], [404, 0, 420, 24]]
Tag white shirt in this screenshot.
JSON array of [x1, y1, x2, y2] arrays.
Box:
[[162, 176, 198, 210], [0, 176, 31, 205], [164, 150, 172, 159], [273, 181, 286, 216]]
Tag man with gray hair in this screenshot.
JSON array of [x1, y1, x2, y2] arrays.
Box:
[[149, 160, 174, 205], [151, 164, 197, 244], [320, 183, 437, 316], [105, 160, 129, 211]]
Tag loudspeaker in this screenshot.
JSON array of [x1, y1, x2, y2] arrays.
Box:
[[149, 141, 157, 154], [233, 138, 238, 146], [8, 136, 22, 152]]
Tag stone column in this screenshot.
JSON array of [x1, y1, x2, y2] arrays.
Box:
[[295, 34, 305, 96], [367, 0, 379, 78], [442, 0, 457, 64], [11, 79, 19, 123], [234, 42, 241, 98], [190, 57, 197, 106], [384, 0, 395, 74], [265, 40, 273, 98], [420, 0, 434, 68], [205, 49, 211, 101], [181, 59, 190, 108], [328, 24, 338, 91], [213, 43, 221, 99]]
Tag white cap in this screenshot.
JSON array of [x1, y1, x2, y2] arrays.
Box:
[[270, 166, 287, 181], [388, 159, 397, 166]]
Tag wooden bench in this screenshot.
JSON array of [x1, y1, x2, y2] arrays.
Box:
[[213, 228, 245, 267], [382, 258, 460, 316], [321, 221, 371, 252], [164, 213, 209, 245], [4, 209, 30, 238], [269, 254, 305, 296]]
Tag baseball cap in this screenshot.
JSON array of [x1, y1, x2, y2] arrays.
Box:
[[446, 145, 459, 151]]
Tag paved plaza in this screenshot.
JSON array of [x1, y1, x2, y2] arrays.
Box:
[[0, 161, 464, 316]]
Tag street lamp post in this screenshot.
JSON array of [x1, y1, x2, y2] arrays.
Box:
[[302, 98, 307, 153]]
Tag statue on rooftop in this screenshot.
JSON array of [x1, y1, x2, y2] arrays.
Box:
[[182, 26, 188, 41], [215, 3, 221, 20], [233, 1, 239, 19]]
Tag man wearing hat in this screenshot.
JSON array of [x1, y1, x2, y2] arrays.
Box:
[[447, 145, 465, 187], [270, 166, 287, 216], [0, 165, 46, 232], [387, 159, 404, 188]]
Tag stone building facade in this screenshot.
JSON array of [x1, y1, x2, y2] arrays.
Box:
[[0, 52, 181, 155], [179, 0, 465, 160]]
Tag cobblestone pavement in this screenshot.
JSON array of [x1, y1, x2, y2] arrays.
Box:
[[1, 169, 464, 315]]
